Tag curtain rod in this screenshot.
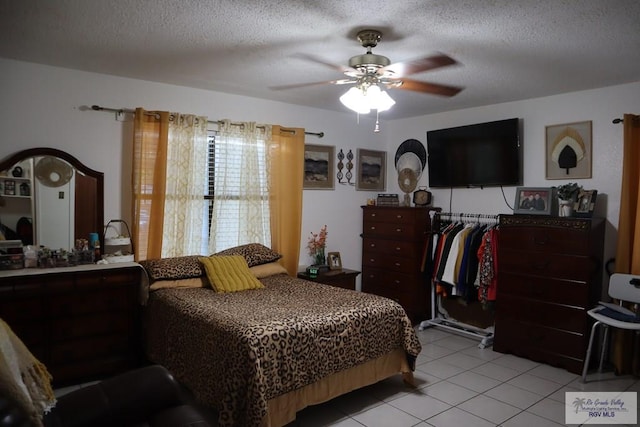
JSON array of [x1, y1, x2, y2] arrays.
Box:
[[90, 105, 324, 138]]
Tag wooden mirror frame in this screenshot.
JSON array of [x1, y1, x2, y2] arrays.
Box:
[[0, 147, 104, 247]]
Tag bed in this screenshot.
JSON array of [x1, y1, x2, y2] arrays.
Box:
[[140, 245, 422, 427]]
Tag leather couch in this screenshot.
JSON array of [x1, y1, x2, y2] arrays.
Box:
[[0, 365, 216, 427]]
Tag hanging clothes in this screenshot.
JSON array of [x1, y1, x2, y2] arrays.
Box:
[[432, 215, 498, 306]]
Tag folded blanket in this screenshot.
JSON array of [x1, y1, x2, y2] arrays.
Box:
[[0, 318, 56, 427]]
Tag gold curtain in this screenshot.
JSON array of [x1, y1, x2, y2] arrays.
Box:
[[269, 126, 305, 275], [132, 108, 170, 261], [612, 113, 640, 375]]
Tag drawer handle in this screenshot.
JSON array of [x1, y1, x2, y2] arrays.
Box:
[[396, 215, 403, 219], [369, 243, 376, 248], [394, 279, 401, 284], [395, 228, 402, 232], [370, 226, 376, 230], [369, 258, 376, 263], [533, 235, 549, 245], [394, 247, 401, 251], [394, 262, 401, 267], [371, 213, 377, 217]]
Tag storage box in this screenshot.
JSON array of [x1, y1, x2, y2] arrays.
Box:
[[0, 254, 24, 270]]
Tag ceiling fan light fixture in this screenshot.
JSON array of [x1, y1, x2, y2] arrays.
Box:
[[339, 84, 395, 114], [339, 86, 371, 114]]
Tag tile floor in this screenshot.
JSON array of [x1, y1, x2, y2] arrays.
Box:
[[285, 327, 639, 427], [55, 327, 639, 427]]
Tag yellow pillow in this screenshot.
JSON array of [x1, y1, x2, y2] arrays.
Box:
[[199, 255, 264, 293]]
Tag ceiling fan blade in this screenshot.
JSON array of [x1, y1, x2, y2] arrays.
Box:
[[380, 53, 458, 77], [270, 79, 356, 91], [391, 78, 463, 97], [291, 53, 356, 75]]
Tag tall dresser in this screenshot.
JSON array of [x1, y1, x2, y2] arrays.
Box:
[[361, 206, 439, 322], [0, 263, 143, 386], [494, 215, 605, 374]]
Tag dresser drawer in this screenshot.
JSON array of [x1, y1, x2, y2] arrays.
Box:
[[497, 271, 591, 307], [362, 220, 424, 239], [50, 334, 131, 365], [0, 296, 46, 321], [50, 287, 134, 316], [52, 312, 131, 341], [74, 268, 140, 288], [362, 237, 420, 256], [494, 319, 586, 373], [498, 250, 597, 281], [362, 251, 420, 273], [363, 207, 424, 223], [362, 266, 422, 290], [499, 225, 591, 255], [497, 294, 587, 332]]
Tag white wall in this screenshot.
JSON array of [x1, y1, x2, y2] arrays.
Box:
[[1, 58, 638, 283], [386, 83, 640, 269], [0, 58, 386, 280]]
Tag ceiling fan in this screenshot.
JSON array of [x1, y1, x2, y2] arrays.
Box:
[[272, 29, 464, 99]]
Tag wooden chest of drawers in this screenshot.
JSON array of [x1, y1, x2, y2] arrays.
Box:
[[493, 215, 605, 374], [0, 263, 143, 386], [361, 206, 439, 322]]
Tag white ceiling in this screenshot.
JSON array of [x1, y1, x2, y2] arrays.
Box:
[[1, 0, 639, 120]]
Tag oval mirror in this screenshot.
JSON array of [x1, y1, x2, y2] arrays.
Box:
[[0, 148, 104, 250]]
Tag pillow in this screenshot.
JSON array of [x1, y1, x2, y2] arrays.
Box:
[[199, 255, 264, 293], [249, 261, 288, 278], [149, 277, 207, 291], [213, 243, 282, 267], [139, 255, 204, 281]]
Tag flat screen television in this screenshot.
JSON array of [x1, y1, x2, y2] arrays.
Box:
[[426, 118, 522, 188]]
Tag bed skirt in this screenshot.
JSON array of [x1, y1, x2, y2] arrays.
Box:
[[266, 348, 414, 427]]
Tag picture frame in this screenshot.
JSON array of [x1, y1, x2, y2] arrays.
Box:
[[327, 252, 342, 270], [356, 149, 386, 191], [545, 120, 592, 179], [513, 187, 555, 215], [574, 189, 598, 218], [303, 144, 335, 190], [3, 180, 16, 196]]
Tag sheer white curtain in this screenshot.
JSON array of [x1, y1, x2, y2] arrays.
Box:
[[161, 113, 208, 257], [208, 120, 271, 253]]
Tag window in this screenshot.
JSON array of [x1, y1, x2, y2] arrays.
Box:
[[204, 130, 271, 254]]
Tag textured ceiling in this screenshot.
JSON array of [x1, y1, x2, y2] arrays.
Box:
[[1, 0, 639, 120]]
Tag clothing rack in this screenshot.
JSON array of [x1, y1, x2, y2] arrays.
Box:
[[89, 105, 325, 138], [419, 211, 499, 349]]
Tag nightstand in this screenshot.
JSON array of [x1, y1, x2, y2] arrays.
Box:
[[297, 268, 360, 290]]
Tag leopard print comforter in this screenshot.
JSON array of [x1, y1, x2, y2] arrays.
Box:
[[144, 274, 421, 427]]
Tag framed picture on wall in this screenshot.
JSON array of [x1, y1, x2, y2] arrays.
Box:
[[513, 187, 555, 215], [303, 144, 335, 190], [356, 149, 386, 191], [545, 121, 592, 179]]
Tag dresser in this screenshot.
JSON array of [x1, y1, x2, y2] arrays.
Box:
[[0, 262, 143, 386], [361, 206, 439, 322], [494, 215, 605, 374], [297, 268, 360, 290]]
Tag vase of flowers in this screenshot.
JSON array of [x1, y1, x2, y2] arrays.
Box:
[[307, 225, 328, 266], [557, 182, 581, 217]]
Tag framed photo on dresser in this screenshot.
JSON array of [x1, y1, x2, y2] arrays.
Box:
[[513, 187, 554, 215]]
